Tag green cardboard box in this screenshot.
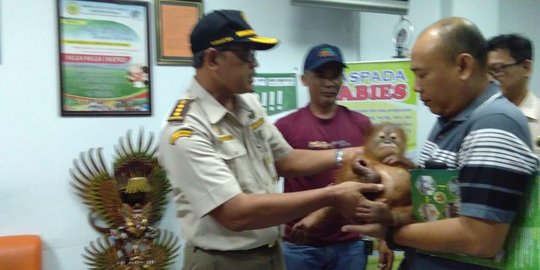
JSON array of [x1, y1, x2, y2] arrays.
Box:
[[410, 169, 540, 269]]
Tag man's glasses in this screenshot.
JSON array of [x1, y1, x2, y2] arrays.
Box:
[[216, 45, 256, 64], [488, 62, 521, 77], [308, 71, 344, 84]]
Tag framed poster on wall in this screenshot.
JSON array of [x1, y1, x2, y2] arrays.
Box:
[[155, 0, 202, 65], [58, 0, 151, 116]]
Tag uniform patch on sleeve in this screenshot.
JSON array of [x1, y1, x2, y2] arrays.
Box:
[[168, 99, 193, 122], [169, 129, 193, 144]]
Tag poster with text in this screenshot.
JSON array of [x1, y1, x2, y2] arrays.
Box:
[[253, 73, 297, 116], [58, 0, 151, 116], [339, 60, 417, 154]]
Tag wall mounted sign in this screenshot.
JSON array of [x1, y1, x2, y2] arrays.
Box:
[[339, 60, 417, 155], [155, 0, 202, 65], [253, 73, 297, 116], [58, 0, 151, 116]]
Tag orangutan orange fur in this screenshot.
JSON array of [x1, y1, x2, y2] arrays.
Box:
[[289, 123, 414, 244]]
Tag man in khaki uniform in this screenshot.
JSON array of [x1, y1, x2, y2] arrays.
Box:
[[158, 9, 383, 270]]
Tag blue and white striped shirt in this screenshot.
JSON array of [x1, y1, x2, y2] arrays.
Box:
[[418, 82, 538, 223]]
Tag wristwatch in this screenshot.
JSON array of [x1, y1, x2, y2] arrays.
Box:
[[335, 149, 344, 167]]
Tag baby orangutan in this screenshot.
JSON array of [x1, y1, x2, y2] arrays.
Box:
[[289, 123, 415, 244]]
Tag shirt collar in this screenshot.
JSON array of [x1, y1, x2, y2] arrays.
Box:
[[188, 78, 228, 124], [438, 82, 501, 124], [188, 78, 256, 124], [519, 91, 540, 120]]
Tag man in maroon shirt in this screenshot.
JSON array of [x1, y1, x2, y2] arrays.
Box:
[[275, 44, 372, 270]]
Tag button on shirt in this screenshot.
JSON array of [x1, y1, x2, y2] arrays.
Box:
[[159, 78, 292, 251]]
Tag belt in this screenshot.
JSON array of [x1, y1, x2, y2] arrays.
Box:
[[193, 240, 277, 254], [285, 238, 363, 247]]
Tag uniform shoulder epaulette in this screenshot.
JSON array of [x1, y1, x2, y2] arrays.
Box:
[[168, 98, 193, 122]]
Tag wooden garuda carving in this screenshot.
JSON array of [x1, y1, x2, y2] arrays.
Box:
[[70, 129, 179, 270]]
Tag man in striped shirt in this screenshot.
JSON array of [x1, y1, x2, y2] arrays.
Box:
[[343, 17, 538, 270]]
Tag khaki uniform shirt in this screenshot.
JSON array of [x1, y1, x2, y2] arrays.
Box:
[[519, 91, 540, 157], [158, 78, 292, 250]]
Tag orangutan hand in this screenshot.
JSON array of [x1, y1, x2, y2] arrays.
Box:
[[357, 199, 394, 225], [381, 154, 416, 169]]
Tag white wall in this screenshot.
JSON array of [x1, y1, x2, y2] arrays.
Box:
[[449, 0, 499, 38], [1, 0, 539, 269], [498, 0, 540, 95]]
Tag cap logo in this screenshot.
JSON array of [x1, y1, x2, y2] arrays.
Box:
[[318, 48, 337, 58]]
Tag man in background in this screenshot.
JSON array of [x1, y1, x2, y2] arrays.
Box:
[[487, 33, 540, 157], [275, 43, 377, 270]]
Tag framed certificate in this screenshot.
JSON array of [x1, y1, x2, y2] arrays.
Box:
[[155, 0, 202, 65], [58, 0, 151, 116]]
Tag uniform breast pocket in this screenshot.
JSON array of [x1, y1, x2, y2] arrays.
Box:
[[215, 140, 247, 178], [252, 129, 270, 154]]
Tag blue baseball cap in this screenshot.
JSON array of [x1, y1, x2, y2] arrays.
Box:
[[303, 43, 346, 72]]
